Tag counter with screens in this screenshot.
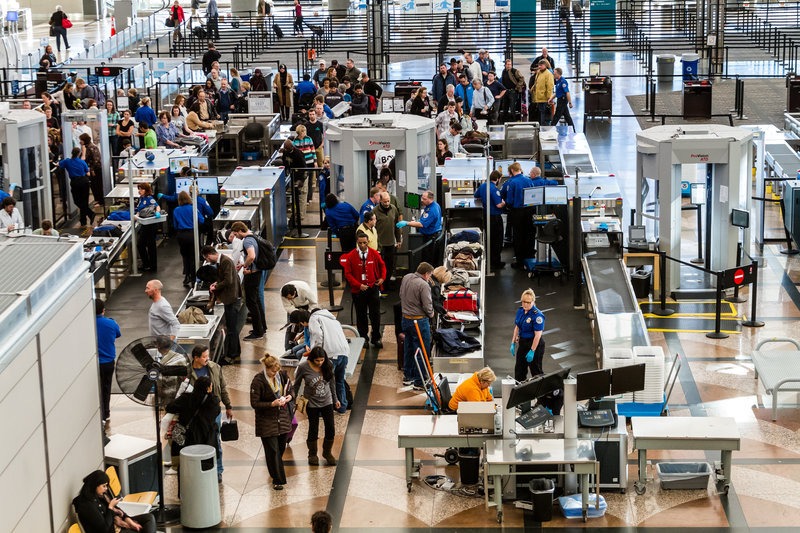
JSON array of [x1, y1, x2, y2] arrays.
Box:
[[522, 185, 568, 207]]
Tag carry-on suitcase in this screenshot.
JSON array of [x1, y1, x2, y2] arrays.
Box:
[[273, 23, 284, 39]]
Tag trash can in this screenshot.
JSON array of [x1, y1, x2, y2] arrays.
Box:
[[458, 447, 481, 485], [787, 75, 800, 112], [681, 53, 700, 80], [180, 445, 221, 528], [683, 80, 713, 119], [630, 269, 652, 299], [656, 55, 675, 83], [529, 478, 555, 522]]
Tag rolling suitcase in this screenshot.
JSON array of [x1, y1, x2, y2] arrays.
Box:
[[273, 23, 284, 39]]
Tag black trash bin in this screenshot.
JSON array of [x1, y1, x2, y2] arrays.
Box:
[[630, 269, 652, 298], [529, 478, 555, 522], [458, 447, 480, 485]]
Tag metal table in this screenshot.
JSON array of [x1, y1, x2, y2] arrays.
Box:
[[484, 438, 599, 523], [631, 416, 740, 495], [214, 205, 259, 230]]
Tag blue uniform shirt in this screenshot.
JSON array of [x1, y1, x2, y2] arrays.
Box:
[[96, 315, 122, 364], [515, 306, 545, 339], [474, 182, 504, 216], [554, 77, 570, 99], [172, 204, 204, 230], [503, 174, 534, 208], [325, 201, 359, 232], [359, 198, 376, 223], [531, 176, 559, 187], [59, 157, 90, 178], [162, 193, 214, 218], [136, 195, 158, 213], [419, 200, 442, 235]]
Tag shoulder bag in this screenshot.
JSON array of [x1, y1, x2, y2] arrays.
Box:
[[220, 419, 239, 441], [62, 17, 73, 29]]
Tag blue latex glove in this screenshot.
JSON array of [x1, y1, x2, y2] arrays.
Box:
[[510, 342, 516, 357], [396, 220, 408, 229], [526, 350, 535, 363], [320, 202, 326, 210], [156, 193, 164, 200], [154, 211, 162, 218]]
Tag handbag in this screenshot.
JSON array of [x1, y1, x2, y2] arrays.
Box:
[[220, 419, 239, 441], [49, 26, 56, 36], [172, 394, 207, 446], [295, 395, 308, 414], [165, 17, 175, 27], [62, 17, 73, 29]]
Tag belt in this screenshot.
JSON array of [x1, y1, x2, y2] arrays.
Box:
[[403, 315, 426, 320]]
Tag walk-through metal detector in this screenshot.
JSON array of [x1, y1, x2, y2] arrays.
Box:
[[325, 113, 436, 220], [636, 125, 752, 294], [61, 109, 111, 215], [0, 108, 50, 229]]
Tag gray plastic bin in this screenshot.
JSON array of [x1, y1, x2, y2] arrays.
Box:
[[180, 445, 221, 528], [656, 55, 675, 83], [656, 462, 712, 489]]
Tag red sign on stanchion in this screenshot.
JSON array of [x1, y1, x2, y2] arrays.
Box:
[[722, 264, 755, 289]]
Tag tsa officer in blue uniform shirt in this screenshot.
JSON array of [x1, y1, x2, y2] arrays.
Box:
[[397, 190, 443, 266], [474, 170, 506, 269], [359, 186, 381, 223], [510, 288, 546, 382], [172, 190, 205, 287], [529, 166, 559, 187], [324, 193, 360, 252], [501, 161, 535, 268], [549, 67, 575, 131]]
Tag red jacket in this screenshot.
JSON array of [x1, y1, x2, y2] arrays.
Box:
[[341, 247, 386, 293], [171, 4, 185, 22]]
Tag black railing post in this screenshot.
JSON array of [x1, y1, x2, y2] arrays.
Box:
[[742, 260, 765, 328], [706, 272, 729, 339], [727, 242, 747, 303], [651, 250, 674, 316]]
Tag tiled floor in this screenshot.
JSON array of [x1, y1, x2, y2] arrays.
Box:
[[38, 7, 800, 532]]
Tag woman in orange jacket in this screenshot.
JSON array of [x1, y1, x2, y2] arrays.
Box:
[[448, 366, 496, 411]]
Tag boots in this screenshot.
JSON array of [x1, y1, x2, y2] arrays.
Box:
[[307, 439, 319, 466], [322, 439, 337, 466]]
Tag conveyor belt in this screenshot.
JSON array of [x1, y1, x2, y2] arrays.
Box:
[[584, 258, 638, 314], [765, 142, 800, 180]]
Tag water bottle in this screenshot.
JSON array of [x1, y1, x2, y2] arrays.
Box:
[[599, 204, 606, 217]]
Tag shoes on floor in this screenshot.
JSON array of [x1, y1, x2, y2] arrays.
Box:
[[412, 384, 425, 391], [218, 474, 223, 484], [372, 340, 383, 349], [165, 467, 178, 475], [220, 355, 240, 365], [273, 484, 284, 490], [402, 379, 414, 386], [243, 333, 264, 341]]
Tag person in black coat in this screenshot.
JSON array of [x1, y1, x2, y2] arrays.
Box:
[[72, 470, 157, 533], [166, 376, 221, 477]]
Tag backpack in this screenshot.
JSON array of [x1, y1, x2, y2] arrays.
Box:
[[367, 94, 377, 113], [90, 84, 106, 106], [252, 234, 278, 270]]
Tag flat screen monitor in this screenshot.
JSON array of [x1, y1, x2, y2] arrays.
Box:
[[731, 208, 749, 228], [523, 186, 544, 207], [506, 368, 571, 409], [169, 156, 190, 174], [576, 368, 612, 401], [176, 177, 220, 195], [544, 185, 568, 206], [190, 156, 210, 173], [628, 225, 646, 242], [610, 363, 646, 395], [405, 192, 421, 210], [690, 182, 706, 205]]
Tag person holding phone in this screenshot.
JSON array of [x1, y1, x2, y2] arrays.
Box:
[[341, 231, 386, 348], [250, 354, 293, 490], [72, 470, 157, 533]]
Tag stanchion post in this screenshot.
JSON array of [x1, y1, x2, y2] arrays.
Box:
[[742, 260, 765, 327], [727, 242, 747, 303], [651, 250, 674, 316], [706, 272, 729, 339]]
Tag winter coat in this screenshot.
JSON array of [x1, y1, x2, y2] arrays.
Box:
[[250, 370, 293, 437]]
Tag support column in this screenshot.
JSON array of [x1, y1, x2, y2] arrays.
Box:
[[366, 0, 388, 80]]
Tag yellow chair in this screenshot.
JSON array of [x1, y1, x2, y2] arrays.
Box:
[[105, 465, 158, 506], [68, 525, 82, 533]]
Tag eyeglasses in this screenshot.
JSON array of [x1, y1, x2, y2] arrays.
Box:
[[521, 300, 533, 304]]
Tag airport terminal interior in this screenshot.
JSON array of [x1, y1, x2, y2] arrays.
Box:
[[5, 1, 800, 531]]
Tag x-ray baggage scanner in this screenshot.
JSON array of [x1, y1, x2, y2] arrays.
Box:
[[325, 113, 437, 219], [636, 125, 753, 294]]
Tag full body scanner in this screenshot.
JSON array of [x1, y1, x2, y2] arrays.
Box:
[[636, 125, 753, 295]]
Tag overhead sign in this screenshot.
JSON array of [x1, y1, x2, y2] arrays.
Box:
[[721, 264, 756, 289]]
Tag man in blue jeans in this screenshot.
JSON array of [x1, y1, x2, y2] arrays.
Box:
[[398, 262, 435, 388]]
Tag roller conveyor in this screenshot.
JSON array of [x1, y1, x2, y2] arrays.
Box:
[[765, 142, 800, 181]]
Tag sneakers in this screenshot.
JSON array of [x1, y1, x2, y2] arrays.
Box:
[[273, 483, 284, 490], [243, 333, 264, 341], [220, 355, 240, 365], [412, 384, 425, 391], [372, 340, 383, 349], [402, 379, 414, 386]]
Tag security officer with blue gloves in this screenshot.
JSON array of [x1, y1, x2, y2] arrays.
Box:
[[474, 170, 506, 269], [501, 161, 535, 269], [510, 288, 546, 382], [549, 67, 575, 132], [397, 190, 442, 266], [529, 166, 559, 187]]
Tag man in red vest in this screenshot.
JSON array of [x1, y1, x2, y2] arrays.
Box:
[[341, 231, 387, 348]]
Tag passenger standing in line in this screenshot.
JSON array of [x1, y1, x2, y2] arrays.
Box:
[[95, 299, 121, 429], [251, 354, 293, 490], [501, 58, 526, 122], [550, 67, 575, 131], [79, 133, 104, 207], [530, 59, 555, 125], [398, 262, 435, 389], [230, 221, 268, 341], [201, 245, 245, 364], [206, 0, 220, 40], [173, 190, 205, 287], [293, 347, 339, 466], [145, 279, 180, 340], [510, 288, 546, 381], [373, 191, 401, 292], [306, 307, 351, 412], [188, 345, 232, 483]]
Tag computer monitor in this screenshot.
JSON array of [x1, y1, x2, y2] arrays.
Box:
[[175, 178, 192, 194], [405, 191, 421, 210], [506, 368, 571, 409], [576, 368, 612, 401], [176, 177, 220, 195], [523, 186, 544, 207], [190, 156, 210, 173], [610, 363, 646, 395], [628, 225, 646, 242], [731, 208, 749, 228], [544, 185, 568, 206], [169, 156, 190, 174]]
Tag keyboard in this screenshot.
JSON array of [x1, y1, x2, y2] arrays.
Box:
[[578, 409, 616, 428], [533, 214, 557, 222], [516, 404, 552, 430]]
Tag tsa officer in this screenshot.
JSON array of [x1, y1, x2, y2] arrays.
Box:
[[397, 190, 442, 267], [474, 170, 505, 269], [549, 67, 575, 132], [502, 162, 535, 268], [509, 288, 546, 382]]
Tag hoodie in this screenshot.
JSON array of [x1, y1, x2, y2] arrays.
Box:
[[308, 309, 349, 358]]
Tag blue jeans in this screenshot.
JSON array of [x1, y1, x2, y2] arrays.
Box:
[[332, 355, 348, 412], [402, 317, 431, 387]]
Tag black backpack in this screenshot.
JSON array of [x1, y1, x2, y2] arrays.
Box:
[[252, 234, 278, 270], [434, 328, 481, 355]]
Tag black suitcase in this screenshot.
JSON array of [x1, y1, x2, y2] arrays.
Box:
[[273, 23, 284, 39], [397, 332, 405, 371], [308, 24, 323, 36], [192, 25, 206, 39]]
